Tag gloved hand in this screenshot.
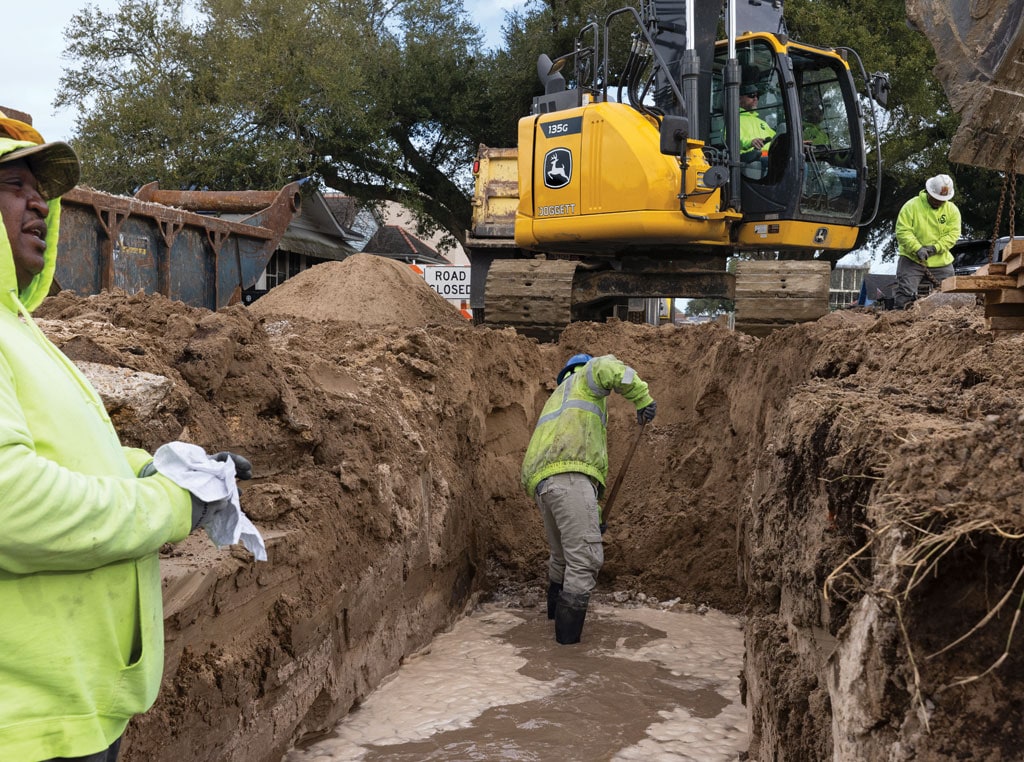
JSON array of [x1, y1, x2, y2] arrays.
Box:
[[915, 246, 930, 261], [195, 452, 253, 529], [637, 401, 657, 424], [212, 451, 253, 480], [190, 493, 235, 531], [139, 451, 252, 480]]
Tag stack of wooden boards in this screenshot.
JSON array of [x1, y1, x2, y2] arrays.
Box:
[[941, 240, 1024, 332]]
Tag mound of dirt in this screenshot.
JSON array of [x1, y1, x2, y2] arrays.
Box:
[[248, 253, 466, 327]]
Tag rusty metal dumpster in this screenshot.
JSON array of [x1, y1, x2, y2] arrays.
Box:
[[56, 181, 302, 310]]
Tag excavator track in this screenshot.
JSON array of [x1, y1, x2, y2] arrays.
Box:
[[483, 259, 578, 341], [733, 260, 831, 337]]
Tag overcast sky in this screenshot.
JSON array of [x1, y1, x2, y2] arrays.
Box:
[[2, 0, 525, 143]]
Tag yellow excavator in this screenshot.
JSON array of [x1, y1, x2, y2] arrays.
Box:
[[466, 0, 890, 337]]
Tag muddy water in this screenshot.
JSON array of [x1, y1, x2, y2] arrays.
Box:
[[284, 603, 747, 761]]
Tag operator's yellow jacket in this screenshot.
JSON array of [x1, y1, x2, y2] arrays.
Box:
[[895, 190, 961, 268], [521, 354, 653, 499], [0, 136, 192, 760]]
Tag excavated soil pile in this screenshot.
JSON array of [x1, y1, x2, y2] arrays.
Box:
[[36, 257, 1024, 762]]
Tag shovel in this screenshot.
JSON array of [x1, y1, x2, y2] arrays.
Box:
[[599, 419, 647, 533]]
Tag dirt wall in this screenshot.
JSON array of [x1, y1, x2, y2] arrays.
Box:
[[36, 258, 1024, 760]]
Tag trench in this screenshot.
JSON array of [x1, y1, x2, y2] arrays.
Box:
[[283, 603, 747, 762], [54, 285, 1024, 762]]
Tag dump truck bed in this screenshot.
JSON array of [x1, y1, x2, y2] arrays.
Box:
[[56, 182, 301, 311]]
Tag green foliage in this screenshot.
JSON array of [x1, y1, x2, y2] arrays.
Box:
[[686, 298, 733, 317], [57, 0, 490, 241]]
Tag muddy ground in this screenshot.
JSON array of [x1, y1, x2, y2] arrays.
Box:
[[36, 254, 1024, 761]]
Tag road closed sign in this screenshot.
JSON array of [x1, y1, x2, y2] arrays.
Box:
[[422, 265, 471, 299]]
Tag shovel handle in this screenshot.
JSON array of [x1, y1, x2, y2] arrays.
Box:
[[600, 419, 648, 530]]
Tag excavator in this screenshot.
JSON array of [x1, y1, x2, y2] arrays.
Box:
[[466, 0, 890, 337]]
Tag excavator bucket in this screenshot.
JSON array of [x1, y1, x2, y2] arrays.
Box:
[[908, 0, 1024, 171]]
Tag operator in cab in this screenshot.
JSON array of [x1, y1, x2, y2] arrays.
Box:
[[738, 84, 775, 163]]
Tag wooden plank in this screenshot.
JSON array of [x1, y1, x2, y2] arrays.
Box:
[[987, 289, 1024, 304], [976, 262, 1007, 276], [941, 274, 1019, 292], [734, 298, 829, 321], [983, 303, 1024, 318], [1004, 251, 1023, 275], [986, 315, 1024, 330], [1002, 238, 1024, 258]]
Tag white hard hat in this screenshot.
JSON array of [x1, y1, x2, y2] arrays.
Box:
[[925, 174, 954, 202]]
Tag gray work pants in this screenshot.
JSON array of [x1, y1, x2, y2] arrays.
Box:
[[895, 256, 954, 309], [534, 472, 604, 595]]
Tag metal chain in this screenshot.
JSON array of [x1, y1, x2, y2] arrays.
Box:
[[1010, 145, 1018, 241], [990, 146, 1019, 262]]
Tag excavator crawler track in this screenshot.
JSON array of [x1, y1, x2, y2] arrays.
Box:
[[483, 259, 578, 341]]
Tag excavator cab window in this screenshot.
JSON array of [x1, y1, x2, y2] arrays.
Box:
[[794, 59, 862, 219], [712, 40, 790, 187], [711, 37, 865, 224]]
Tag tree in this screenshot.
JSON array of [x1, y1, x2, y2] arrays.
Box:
[[686, 298, 732, 317], [57, 0, 493, 248]]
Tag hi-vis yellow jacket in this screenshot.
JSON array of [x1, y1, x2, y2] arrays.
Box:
[[895, 191, 961, 268], [521, 355, 653, 499], [0, 137, 191, 760]]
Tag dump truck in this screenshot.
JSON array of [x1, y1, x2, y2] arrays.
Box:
[[465, 0, 890, 338], [55, 182, 302, 311]]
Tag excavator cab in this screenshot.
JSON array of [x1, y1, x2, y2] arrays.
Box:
[[710, 35, 870, 242]]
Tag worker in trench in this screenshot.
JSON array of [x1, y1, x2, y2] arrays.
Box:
[[521, 353, 657, 644], [0, 113, 261, 762], [894, 173, 961, 309]]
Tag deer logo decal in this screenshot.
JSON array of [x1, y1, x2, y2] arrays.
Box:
[[544, 148, 572, 189]]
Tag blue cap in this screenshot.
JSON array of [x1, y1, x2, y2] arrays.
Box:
[[557, 353, 592, 385]]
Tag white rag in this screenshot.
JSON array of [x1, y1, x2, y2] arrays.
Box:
[[152, 442, 267, 561]]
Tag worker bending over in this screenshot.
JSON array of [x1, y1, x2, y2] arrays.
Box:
[[521, 353, 656, 645]]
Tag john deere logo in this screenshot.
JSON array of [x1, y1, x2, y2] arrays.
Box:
[[814, 227, 829, 244], [544, 148, 572, 189]]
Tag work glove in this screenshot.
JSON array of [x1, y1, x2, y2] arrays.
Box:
[[139, 450, 253, 530], [916, 246, 936, 262], [212, 451, 253, 480], [637, 401, 657, 425], [194, 452, 253, 529]]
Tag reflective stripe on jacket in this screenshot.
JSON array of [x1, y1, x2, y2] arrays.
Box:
[[521, 355, 653, 498]]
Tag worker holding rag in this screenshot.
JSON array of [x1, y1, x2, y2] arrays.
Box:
[[521, 353, 656, 645], [0, 111, 259, 762], [894, 173, 961, 309]]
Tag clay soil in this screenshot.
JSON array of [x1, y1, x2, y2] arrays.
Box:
[[35, 254, 1024, 761]]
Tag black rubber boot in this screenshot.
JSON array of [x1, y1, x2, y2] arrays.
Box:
[[546, 581, 563, 620], [554, 590, 590, 644]]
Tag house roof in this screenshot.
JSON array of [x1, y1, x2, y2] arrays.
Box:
[[223, 187, 359, 261], [362, 225, 450, 265]]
